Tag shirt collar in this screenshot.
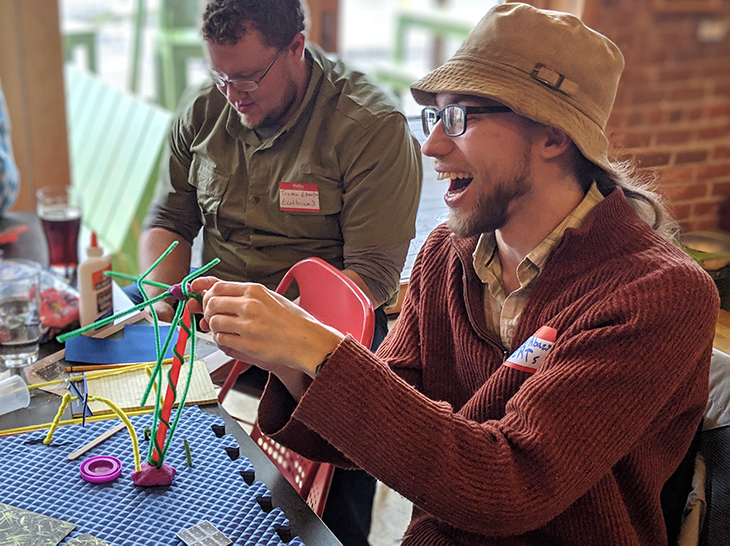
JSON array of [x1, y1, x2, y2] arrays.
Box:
[[473, 182, 604, 284]]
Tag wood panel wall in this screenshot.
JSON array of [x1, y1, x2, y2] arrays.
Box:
[[306, 0, 339, 53], [0, 0, 70, 212]]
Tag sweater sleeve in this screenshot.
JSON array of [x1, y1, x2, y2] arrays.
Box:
[[265, 259, 719, 538], [257, 229, 433, 464]]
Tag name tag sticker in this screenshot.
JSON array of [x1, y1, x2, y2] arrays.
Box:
[[503, 325, 557, 374], [279, 182, 320, 212]]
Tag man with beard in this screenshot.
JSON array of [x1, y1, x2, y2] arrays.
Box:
[[137, 0, 421, 543], [139, 0, 420, 332], [187, 3, 719, 545]]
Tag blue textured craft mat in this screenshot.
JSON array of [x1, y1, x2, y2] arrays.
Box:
[[0, 406, 305, 545]]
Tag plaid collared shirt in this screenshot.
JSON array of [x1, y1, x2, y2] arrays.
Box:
[[473, 183, 604, 350], [0, 80, 19, 216]]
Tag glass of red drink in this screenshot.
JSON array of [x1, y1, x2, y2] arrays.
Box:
[[36, 185, 82, 283]]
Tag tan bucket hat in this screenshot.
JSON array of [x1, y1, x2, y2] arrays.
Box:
[[411, 2, 624, 171]]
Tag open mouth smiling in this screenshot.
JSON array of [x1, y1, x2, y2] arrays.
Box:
[[437, 171, 474, 195]]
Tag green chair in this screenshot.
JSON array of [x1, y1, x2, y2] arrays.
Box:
[[64, 64, 173, 275], [63, 22, 98, 74], [371, 7, 475, 98], [154, 0, 205, 111]]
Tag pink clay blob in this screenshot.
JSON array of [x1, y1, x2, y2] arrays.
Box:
[[131, 461, 176, 486]]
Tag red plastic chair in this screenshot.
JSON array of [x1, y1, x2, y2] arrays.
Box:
[[217, 257, 375, 516]]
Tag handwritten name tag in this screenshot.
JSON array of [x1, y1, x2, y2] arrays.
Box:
[[503, 325, 557, 374], [279, 182, 320, 212]]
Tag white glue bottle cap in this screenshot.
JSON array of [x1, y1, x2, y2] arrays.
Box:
[[87, 232, 103, 258]]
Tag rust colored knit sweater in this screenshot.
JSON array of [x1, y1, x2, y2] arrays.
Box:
[[259, 189, 719, 545]]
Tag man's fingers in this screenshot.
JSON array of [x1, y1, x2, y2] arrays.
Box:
[[206, 312, 255, 337], [204, 288, 274, 322], [186, 298, 203, 315], [189, 276, 220, 294], [144, 300, 175, 323]]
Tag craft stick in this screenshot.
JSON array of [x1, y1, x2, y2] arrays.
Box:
[[43, 394, 142, 473], [68, 422, 126, 460], [65, 364, 136, 373], [28, 360, 163, 390], [58, 291, 171, 342], [65, 356, 179, 373]]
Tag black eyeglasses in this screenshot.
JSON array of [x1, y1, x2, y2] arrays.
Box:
[[421, 104, 512, 137], [210, 49, 284, 93]]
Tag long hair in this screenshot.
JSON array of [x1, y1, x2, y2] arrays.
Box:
[[202, 0, 306, 49], [573, 149, 680, 243]]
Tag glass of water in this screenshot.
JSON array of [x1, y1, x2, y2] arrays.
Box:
[[0, 259, 42, 369]]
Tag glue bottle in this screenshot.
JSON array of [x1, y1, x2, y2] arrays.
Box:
[[78, 232, 113, 328]]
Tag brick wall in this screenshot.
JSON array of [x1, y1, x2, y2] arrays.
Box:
[[590, 0, 730, 232]]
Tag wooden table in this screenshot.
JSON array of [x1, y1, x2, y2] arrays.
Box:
[[714, 308, 730, 354]]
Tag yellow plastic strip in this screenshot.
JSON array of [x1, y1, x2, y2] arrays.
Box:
[[0, 407, 152, 437], [41, 393, 142, 472]]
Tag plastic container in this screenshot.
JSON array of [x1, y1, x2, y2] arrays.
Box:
[[80, 455, 123, 483], [78, 233, 113, 328], [0, 375, 30, 416]]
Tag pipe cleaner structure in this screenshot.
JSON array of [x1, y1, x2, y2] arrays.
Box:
[[56, 242, 220, 486]]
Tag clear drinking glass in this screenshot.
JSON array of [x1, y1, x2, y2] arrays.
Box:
[[0, 259, 42, 368], [36, 185, 82, 283], [0, 375, 30, 415]]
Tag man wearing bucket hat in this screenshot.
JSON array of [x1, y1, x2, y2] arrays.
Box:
[[188, 3, 720, 543]]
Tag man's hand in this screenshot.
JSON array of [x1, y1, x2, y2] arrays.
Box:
[[147, 299, 177, 323], [186, 276, 219, 329], [135, 228, 195, 323], [188, 277, 343, 378]]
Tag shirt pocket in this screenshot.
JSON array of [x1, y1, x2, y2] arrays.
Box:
[[281, 166, 343, 239], [189, 155, 231, 238]]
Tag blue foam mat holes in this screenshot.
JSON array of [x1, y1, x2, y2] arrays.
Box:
[[211, 424, 226, 438], [0, 406, 305, 545]]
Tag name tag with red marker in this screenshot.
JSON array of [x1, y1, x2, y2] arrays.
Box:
[[279, 182, 320, 212], [503, 325, 557, 374]]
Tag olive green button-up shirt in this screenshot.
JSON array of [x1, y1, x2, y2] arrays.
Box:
[[147, 46, 422, 302]]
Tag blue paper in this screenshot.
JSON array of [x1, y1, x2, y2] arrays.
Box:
[[64, 324, 179, 364]]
